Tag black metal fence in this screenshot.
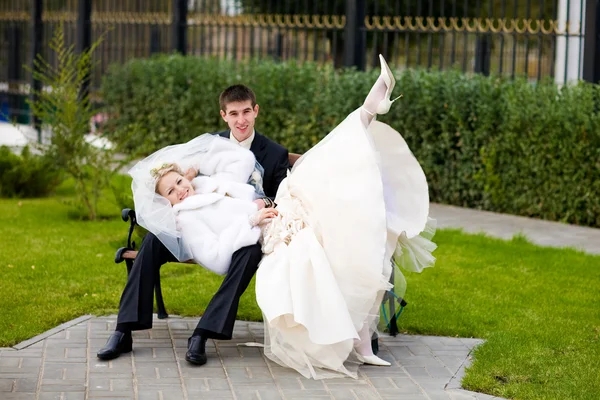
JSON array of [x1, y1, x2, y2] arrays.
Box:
[[1, 0, 599, 124]]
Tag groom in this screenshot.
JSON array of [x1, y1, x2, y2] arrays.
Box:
[[97, 84, 290, 365]]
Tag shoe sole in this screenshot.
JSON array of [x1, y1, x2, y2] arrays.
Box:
[[96, 346, 132, 361], [185, 355, 207, 365]]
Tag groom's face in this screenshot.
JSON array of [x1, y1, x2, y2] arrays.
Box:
[[220, 100, 259, 142]]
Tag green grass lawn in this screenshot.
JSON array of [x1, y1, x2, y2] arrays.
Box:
[[0, 187, 598, 400]]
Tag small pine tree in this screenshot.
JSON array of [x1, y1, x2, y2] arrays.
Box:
[[27, 26, 114, 220]]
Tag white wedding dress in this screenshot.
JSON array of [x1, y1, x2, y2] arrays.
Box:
[[255, 108, 436, 379]]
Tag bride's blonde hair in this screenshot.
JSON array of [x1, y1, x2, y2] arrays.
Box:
[[150, 162, 183, 193]]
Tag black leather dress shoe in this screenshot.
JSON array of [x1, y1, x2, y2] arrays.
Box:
[[97, 331, 133, 360], [185, 335, 207, 365]]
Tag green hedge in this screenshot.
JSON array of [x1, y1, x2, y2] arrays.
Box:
[[101, 55, 370, 154], [0, 146, 62, 198], [101, 55, 600, 228]]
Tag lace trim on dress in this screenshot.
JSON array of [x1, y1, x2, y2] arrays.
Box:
[[260, 195, 309, 255]]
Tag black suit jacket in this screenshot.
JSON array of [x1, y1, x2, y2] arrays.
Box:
[[216, 130, 290, 199]]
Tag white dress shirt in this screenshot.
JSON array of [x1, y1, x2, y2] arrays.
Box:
[[230, 130, 255, 150]]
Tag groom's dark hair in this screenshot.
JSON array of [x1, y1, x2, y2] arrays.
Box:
[[219, 84, 257, 111]]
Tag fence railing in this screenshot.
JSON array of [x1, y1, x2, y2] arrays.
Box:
[[1, 0, 599, 125]]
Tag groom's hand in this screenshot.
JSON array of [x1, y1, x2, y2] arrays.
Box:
[[253, 199, 266, 210]]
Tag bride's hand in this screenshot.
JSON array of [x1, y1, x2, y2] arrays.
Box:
[[256, 208, 278, 224], [184, 167, 198, 181]]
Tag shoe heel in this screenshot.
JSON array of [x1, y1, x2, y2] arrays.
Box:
[[375, 94, 402, 115], [120, 341, 133, 353]]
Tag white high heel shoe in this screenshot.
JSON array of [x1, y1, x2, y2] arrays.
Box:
[[376, 54, 402, 115], [357, 353, 392, 367]]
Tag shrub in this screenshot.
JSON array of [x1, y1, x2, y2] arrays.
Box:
[[0, 146, 62, 198], [101, 56, 600, 228], [101, 55, 372, 154], [110, 173, 134, 211], [392, 71, 600, 227]]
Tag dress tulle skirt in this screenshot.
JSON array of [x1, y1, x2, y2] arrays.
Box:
[[255, 109, 436, 379]]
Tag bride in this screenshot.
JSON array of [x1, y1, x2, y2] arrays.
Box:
[[129, 55, 436, 379]]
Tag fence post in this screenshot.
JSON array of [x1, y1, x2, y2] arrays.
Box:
[[172, 0, 188, 55], [274, 33, 284, 61], [474, 36, 491, 76], [31, 0, 43, 142], [150, 26, 161, 55], [344, 0, 366, 70], [7, 25, 22, 124], [583, 0, 600, 83], [77, 0, 92, 102], [8, 26, 21, 83]]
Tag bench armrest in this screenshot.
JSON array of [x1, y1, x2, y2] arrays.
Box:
[[121, 208, 137, 249]]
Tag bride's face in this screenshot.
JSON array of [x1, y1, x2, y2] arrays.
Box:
[[157, 171, 195, 205]]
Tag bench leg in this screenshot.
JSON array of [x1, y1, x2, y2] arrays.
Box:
[[371, 332, 379, 355], [154, 271, 168, 319]]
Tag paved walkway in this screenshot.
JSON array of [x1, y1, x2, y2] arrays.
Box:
[[3, 204, 599, 400], [430, 203, 600, 254], [1, 315, 497, 400]]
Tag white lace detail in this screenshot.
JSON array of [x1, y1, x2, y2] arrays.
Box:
[[260, 195, 308, 255]]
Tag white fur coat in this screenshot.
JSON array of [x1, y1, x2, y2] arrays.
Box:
[[182, 136, 258, 186], [173, 176, 260, 275]]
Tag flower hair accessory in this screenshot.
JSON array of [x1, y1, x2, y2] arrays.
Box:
[[150, 162, 173, 178], [149, 162, 184, 191]]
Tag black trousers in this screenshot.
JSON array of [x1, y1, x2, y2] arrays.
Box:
[[116, 233, 262, 339]]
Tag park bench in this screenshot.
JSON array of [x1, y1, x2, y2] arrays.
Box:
[[113, 152, 405, 351]]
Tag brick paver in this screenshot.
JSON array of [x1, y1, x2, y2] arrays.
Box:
[[0, 315, 504, 400]]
